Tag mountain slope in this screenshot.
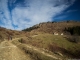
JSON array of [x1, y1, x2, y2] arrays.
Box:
[[23, 21, 80, 35], [0, 21, 80, 60], [0, 27, 24, 42], [21, 21, 80, 59]]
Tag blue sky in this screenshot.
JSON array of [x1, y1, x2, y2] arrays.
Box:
[[0, 0, 80, 30], [53, 0, 80, 21]]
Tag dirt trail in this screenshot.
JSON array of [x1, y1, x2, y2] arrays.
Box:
[[0, 37, 61, 60], [23, 44, 58, 59], [0, 40, 32, 60], [13, 38, 60, 60]]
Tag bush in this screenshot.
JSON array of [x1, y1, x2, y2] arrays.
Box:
[[64, 26, 80, 35], [18, 38, 26, 43], [65, 36, 80, 43], [48, 43, 68, 53], [67, 47, 80, 58]]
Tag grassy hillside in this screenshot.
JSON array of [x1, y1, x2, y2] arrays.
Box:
[[18, 33, 80, 58], [0, 27, 24, 42], [22, 21, 80, 34], [0, 21, 80, 59], [21, 21, 80, 59]]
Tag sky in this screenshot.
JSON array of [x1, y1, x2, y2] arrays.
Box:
[[0, 0, 80, 30]]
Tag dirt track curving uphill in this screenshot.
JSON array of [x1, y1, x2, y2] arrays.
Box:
[[0, 37, 62, 60], [0, 40, 32, 60]]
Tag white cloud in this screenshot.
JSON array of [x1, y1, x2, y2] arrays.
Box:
[[0, 0, 76, 30], [66, 10, 77, 13], [0, 0, 14, 29]]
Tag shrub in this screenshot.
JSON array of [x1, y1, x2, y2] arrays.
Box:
[[48, 42, 68, 53], [18, 38, 26, 43], [67, 47, 80, 58], [65, 36, 80, 43], [64, 26, 80, 35]]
